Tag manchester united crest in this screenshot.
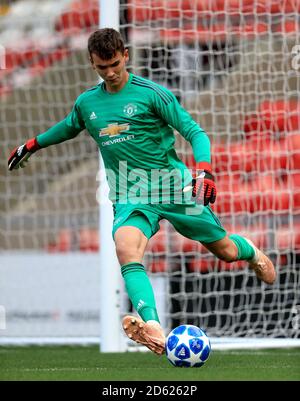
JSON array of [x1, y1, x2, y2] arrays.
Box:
[[123, 103, 137, 117]]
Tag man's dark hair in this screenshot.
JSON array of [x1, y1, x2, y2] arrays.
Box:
[[88, 28, 125, 60]]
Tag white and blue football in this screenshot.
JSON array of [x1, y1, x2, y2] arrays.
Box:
[[165, 324, 211, 367]]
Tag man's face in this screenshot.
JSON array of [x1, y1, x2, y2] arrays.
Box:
[[90, 49, 129, 89]]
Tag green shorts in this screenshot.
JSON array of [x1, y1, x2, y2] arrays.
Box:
[[112, 202, 227, 244]]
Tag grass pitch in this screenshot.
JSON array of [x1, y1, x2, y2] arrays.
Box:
[[0, 346, 299, 381]]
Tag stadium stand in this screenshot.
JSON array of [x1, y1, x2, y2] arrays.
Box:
[[1, 0, 299, 346], [55, 0, 99, 34], [1, 0, 299, 263]]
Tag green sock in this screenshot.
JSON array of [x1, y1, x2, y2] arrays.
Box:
[[229, 234, 255, 261], [121, 262, 160, 323]]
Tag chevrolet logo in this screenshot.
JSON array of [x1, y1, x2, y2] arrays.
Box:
[[99, 123, 130, 137]]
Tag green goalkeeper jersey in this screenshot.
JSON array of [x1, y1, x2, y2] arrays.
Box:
[[36, 73, 211, 204]]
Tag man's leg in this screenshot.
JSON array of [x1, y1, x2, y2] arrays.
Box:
[[203, 234, 276, 284], [161, 204, 276, 284], [160, 203, 276, 285], [114, 222, 165, 354]]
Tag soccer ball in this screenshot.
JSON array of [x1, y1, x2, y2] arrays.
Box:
[[165, 324, 211, 367]]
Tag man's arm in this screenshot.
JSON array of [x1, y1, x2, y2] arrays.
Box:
[[151, 86, 216, 205], [8, 102, 85, 171]]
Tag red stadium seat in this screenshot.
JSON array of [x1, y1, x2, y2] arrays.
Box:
[[277, 221, 300, 265], [148, 258, 168, 273], [224, 222, 268, 249], [47, 228, 100, 252], [214, 173, 295, 215], [259, 99, 299, 131], [160, 21, 269, 43], [28, 48, 70, 73], [187, 257, 245, 273], [47, 229, 72, 252], [254, 0, 300, 14], [5, 49, 42, 71], [274, 20, 299, 35], [55, 0, 99, 33], [212, 139, 288, 175], [169, 232, 203, 253], [251, 138, 289, 172], [133, 0, 294, 17], [231, 21, 269, 38], [128, 0, 185, 22], [276, 223, 300, 250], [213, 173, 250, 214], [5, 50, 22, 70], [128, 0, 233, 23], [287, 133, 300, 170], [244, 175, 290, 212], [79, 228, 99, 252], [243, 99, 300, 139], [159, 24, 227, 44], [186, 257, 216, 273], [58, 229, 73, 252], [0, 83, 12, 98], [147, 226, 167, 254], [212, 143, 252, 173], [290, 173, 300, 210]]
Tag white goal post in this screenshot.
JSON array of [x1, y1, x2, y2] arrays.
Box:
[[98, 0, 125, 353], [0, 0, 299, 351]]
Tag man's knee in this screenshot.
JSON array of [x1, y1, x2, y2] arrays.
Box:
[[116, 240, 141, 264], [114, 226, 148, 265]]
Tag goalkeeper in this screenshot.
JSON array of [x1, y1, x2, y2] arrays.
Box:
[[8, 28, 276, 356]]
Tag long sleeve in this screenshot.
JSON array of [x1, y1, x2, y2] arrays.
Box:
[[151, 88, 211, 163], [36, 102, 85, 148]]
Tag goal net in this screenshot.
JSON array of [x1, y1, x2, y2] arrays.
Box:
[[0, 0, 299, 348]]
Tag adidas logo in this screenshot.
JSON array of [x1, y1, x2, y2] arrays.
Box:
[[137, 300, 145, 311], [89, 112, 97, 120], [17, 145, 25, 156], [178, 346, 186, 356]]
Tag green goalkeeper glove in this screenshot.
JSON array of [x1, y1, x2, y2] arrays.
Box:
[[8, 138, 41, 171]]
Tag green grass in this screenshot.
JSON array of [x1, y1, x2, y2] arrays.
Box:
[[0, 346, 299, 381]]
